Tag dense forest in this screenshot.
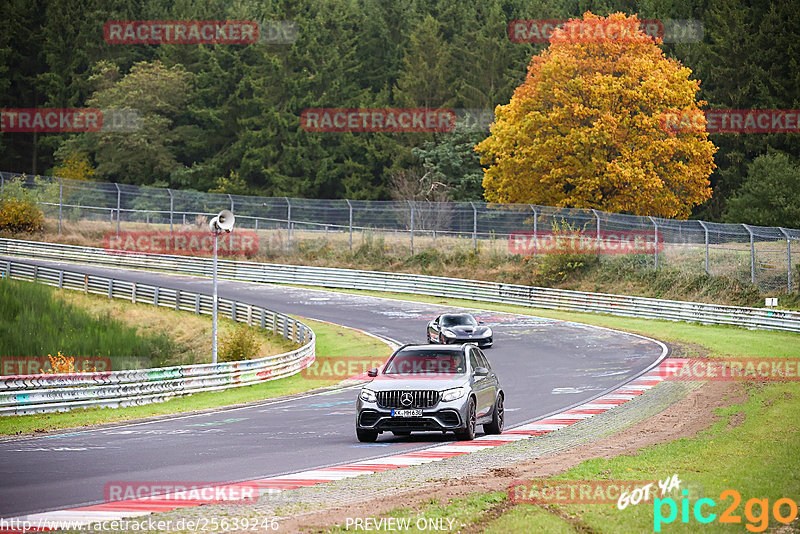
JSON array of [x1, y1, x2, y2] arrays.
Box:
[[1, 0, 798, 224]]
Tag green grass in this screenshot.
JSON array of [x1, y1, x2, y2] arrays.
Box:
[[0, 277, 180, 366], [0, 316, 392, 435]]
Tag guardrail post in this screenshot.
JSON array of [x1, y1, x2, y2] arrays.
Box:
[[272, 312, 278, 334], [3, 260, 9, 279], [346, 199, 353, 250], [154, 286, 159, 306], [167, 188, 174, 233], [407, 200, 414, 254], [698, 220, 710, 275], [231, 301, 237, 322], [132, 282, 137, 303], [260, 309, 266, 328], [58, 270, 63, 289], [470, 201, 477, 251], [84, 274, 88, 293], [33, 265, 38, 281], [175, 289, 180, 310], [283, 319, 289, 340], [108, 279, 113, 298], [195, 294, 200, 314], [114, 182, 121, 236], [779, 228, 792, 292], [57, 177, 63, 234], [285, 197, 292, 253], [648, 216, 659, 270], [743, 224, 755, 284]]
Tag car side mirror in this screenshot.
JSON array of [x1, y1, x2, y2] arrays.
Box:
[[478, 320, 484, 325], [474, 367, 489, 376], [367, 368, 378, 377]]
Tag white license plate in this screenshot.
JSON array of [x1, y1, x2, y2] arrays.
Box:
[[391, 409, 422, 417]]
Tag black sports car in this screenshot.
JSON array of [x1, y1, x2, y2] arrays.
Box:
[[427, 313, 493, 347]]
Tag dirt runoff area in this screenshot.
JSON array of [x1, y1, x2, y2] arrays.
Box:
[[280, 380, 743, 533]]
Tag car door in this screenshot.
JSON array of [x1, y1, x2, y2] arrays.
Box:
[[469, 347, 492, 416], [475, 348, 498, 409]]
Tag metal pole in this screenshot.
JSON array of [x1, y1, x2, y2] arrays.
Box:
[[114, 183, 121, 236], [407, 200, 414, 254], [529, 205, 538, 253], [470, 201, 477, 251], [648, 216, 659, 270], [167, 188, 174, 233], [779, 228, 792, 292], [346, 199, 353, 250], [285, 197, 291, 253], [212, 232, 219, 365], [743, 224, 755, 284], [57, 177, 63, 234], [228, 193, 234, 212], [698, 220, 709, 275]]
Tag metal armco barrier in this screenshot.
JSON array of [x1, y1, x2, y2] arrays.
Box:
[[0, 257, 315, 416], [2, 238, 799, 333]]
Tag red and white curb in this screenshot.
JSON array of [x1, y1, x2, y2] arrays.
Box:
[[1, 358, 689, 532]]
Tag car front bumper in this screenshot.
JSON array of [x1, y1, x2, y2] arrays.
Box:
[[356, 397, 469, 432]]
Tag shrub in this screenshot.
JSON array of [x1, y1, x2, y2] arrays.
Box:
[[0, 199, 44, 233], [218, 325, 261, 362]]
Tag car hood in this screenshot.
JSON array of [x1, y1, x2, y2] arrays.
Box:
[[366, 374, 467, 391]]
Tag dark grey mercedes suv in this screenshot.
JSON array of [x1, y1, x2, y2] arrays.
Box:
[[355, 344, 504, 442]]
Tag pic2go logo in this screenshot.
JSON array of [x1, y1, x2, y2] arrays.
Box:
[[654, 490, 799, 532]]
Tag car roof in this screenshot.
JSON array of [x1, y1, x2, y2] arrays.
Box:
[[441, 313, 474, 318]]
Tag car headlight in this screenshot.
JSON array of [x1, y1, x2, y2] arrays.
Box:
[[359, 388, 376, 402], [442, 329, 457, 338], [441, 387, 467, 402], [485, 327, 493, 337]]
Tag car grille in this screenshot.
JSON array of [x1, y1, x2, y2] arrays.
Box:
[[376, 390, 440, 408], [359, 410, 380, 427]]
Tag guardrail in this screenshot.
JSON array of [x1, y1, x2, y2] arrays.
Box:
[[0, 258, 315, 416], [2, 238, 799, 333]]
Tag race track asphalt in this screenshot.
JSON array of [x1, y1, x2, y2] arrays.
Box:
[[0, 257, 666, 517]]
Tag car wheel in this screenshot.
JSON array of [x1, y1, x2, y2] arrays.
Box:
[[356, 429, 378, 442], [484, 394, 504, 435], [392, 431, 411, 437], [455, 397, 476, 441]]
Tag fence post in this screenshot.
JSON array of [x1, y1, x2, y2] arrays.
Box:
[[228, 193, 234, 213], [114, 182, 121, 236], [57, 177, 63, 234], [408, 200, 414, 254], [470, 201, 477, 251], [591, 209, 601, 251], [285, 197, 292, 253], [648, 216, 659, 270], [743, 224, 755, 284], [698, 220, 710, 275], [346, 199, 353, 250], [167, 188, 174, 233], [779, 228, 792, 292]]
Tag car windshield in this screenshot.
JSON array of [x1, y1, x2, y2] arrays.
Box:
[[441, 314, 477, 327], [383, 349, 466, 375]]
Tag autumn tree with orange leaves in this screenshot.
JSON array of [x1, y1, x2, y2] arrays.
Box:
[[476, 12, 716, 219]]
